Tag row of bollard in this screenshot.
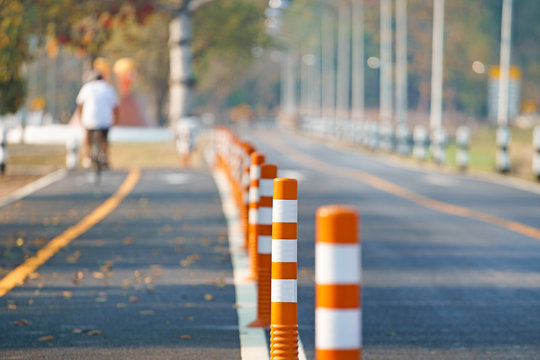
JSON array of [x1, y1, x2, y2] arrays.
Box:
[[212, 126, 362, 359], [301, 118, 473, 169], [301, 118, 540, 179]]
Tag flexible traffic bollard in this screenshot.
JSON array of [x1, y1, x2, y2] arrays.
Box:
[[241, 143, 255, 249], [413, 125, 428, 161], [0, 125, 6, 176], [247, 152, 266, 279], [270, 178, 299, 360], [456, 125, 470, 171], [533, 126, 540, 180], [315, 205, 361, 360], [66, 138, 79, 170], [248, 163, 277, 327], [431, 127, 447, 164], [496, 125, 511, 173]]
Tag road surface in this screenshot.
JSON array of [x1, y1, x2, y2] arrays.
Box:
[[1, 127, 540, 359]]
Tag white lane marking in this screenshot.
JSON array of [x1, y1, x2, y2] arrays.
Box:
[[0, 168, 67, 208], [422, 174, 457, 187], [213, 169, 307, 360], [161, 173, 191, 185]]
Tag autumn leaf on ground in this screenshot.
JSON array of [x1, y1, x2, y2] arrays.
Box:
[[139, 310, 155, 316], [38, 336, 54, 342], [204, 294, 214, 301], [129, 296, 140, 303], [62, 291, 72, 299], [11, 319, 31, 326], [180, 334, 191, 340], [123, 237, 133, 245], [87, 330, 102, 336], [66, 250, 82, 263], [92, 272, 105, 279]]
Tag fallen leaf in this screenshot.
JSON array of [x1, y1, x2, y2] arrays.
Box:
[[62, 291, 72, 299], [122, 280, 131, 290], [28, 299, 34, 305], [92, 272, 105, 279], [7, 304, 17, 310], [129, 296, 140, 303], [123, 237, 133, 245], [204, 294, 214, 301], [185, 316, 194, 321], [201, 238, 210, 247], [180, 335, 191, 340], [72, 329, 85, 334], [94, 297, 107, 303], [38, 336, 54, 342], [116, 303, 127, 308], [16, 238, 24, 246], [139, 310, 155, 316], [87, 330, 102, 336], [29, 272, 40, 280], [11, 319, 31, 326]]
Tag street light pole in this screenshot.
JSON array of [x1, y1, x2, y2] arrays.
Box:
[[430, 0, 445, 163], [336, 0, 351, 120], [395, 0, 407, 126], [380, 0, 392, 127], [496, 0, 513, 173], [351, 0, 365, 121]]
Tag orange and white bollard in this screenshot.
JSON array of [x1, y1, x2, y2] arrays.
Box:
[[270, 178, 299, 360], [241, 143, 255, 249], [315, 205, 361, 360], [248, 162, 277, 327], [247, 152, 266, 279]]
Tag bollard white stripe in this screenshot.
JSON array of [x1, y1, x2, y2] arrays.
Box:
[[316, 308, 361, 349], [258, 235, 272, 254], [272, 239, 297, 262], [258, 207, 273, 225], [259, 179, 274, 197], [272, 199, 297, 223], [271, 279, 297, 303], [250, 165, 261, 180], [316, 243, 361, 284], [249, 208, 258, 225], [249, 186, 259, 203]]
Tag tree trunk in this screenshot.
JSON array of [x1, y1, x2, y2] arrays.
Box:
[[169, 11, 195, 124]]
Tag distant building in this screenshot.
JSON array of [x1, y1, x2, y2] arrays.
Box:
[[488, 65, 521, 124]]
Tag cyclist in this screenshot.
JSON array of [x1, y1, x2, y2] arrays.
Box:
[[76, 70, 119, 168]]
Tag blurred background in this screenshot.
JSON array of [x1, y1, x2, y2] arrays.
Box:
[[1, 0, 540, 178]]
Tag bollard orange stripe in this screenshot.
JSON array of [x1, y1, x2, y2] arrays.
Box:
[[271, 302, 298, 324], [316, 284, 361, 308], [272, 262, 297, 279], [259, 196, 273, 207], [316, 349, 361, 360], [259, 224, 272, 235], [252, 152, 265, 165], [316, 205, 358, 244], [273, 178, 298, 200], [272, 223, 297, 239], [261, 164, 278, 178], [249, 203, 259, 209]]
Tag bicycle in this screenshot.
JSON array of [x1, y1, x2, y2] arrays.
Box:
[[88, 129, 108, 184]]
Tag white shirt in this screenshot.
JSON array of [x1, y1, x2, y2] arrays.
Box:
[[76, 80, 119, 130]]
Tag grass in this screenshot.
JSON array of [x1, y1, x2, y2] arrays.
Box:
[[444, 125, 536, 180]]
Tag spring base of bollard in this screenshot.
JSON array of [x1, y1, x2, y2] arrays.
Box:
[[270, 324, 299, 360]]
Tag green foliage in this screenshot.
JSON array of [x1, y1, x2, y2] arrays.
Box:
[[192, 0, 268, 100]]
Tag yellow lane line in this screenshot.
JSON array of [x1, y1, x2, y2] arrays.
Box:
[[266, 134, 540, 242], [0, 169, 141, 297]]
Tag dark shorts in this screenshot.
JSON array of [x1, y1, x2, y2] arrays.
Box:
[[86, 129, 109, 141]]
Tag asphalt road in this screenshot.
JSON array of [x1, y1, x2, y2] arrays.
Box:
[[240, 127, 540, 360], [1, 127, 540, 359], [0, 169, 238, 359]]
